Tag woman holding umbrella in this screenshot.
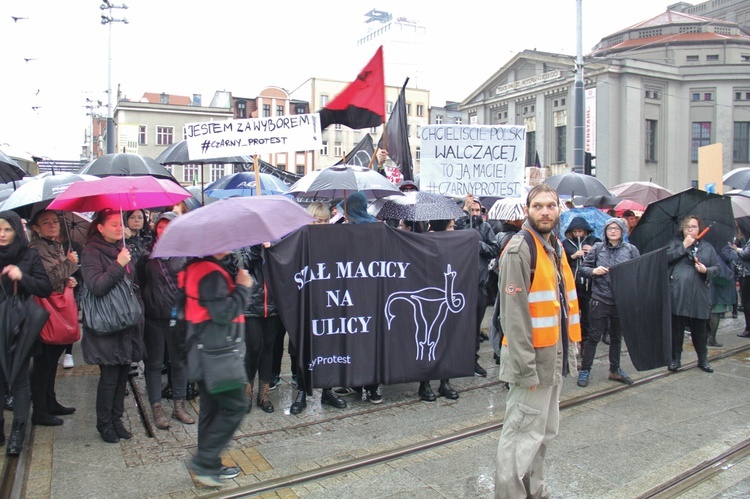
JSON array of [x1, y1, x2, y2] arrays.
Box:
[[666, 215, 719, 373], [81, 209, 145, 443], [0, 211, 52, 455]]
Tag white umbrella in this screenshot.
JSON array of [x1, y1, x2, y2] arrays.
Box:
[[488, 196, 527, 221], [609, 181, 673, 206]]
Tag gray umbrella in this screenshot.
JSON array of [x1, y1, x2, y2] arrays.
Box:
[[544, 172, 612, 198], [79, 153, 175, 180], [723, 167, 750, 191], [372, 191, 465, 221], [0, 150, 28, 185], [155, 139, 251, 166]]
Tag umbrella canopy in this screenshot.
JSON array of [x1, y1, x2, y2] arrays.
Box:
[[723, 167, 750, 191], [630, 188, 734, 255], [544, 172, 612, 198], [151, 195, 313, 258], [609, 181, 673, 205], [79, 153, 175, 180], [205, 172, 290, 198], [47, 176, 191, 212], [155, 139, 251, 166], [730, 194, 750, 218], [288, 165, 403, 200], [0, 150, 28, 184], [488, 196, 526, 221], [0, 172, 100, 218], [59, 212, 91, 249], [573, 194, 622, 208], [558, 206, 613, 242], [370, 191, 465, 221], [614, 199, 646, 214]]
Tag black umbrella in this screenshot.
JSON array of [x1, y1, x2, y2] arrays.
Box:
[[630, 188, 734, 255], [0, 289, 49, 387], [155, 140, 250, 166], [544, 172, 612, 198], [79, 153, 175, 180], [573, 194, 622, 208], [723, 167, 750, 191], [0, 151, 28, 185]]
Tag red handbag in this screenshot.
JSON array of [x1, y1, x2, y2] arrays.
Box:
[[34, 287, 81, 345]]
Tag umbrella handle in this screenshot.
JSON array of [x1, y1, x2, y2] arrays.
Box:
[[695, 225, 711, 240]]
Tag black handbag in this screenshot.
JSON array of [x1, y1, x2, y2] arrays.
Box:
[[80, 278, 142, 336], [186, 331, 247, 394]]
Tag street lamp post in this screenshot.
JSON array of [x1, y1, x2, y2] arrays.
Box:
[[100, 1, 128, 155], [573, 0, 585, 174]]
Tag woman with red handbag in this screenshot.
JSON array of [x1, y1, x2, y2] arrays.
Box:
[[29, 210, 80, 426]]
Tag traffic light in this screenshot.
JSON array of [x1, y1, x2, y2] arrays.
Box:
[[584, 152, 595, 176]]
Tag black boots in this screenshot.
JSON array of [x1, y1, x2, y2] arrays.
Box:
[[320, 389, 347, 408], [668, 355, 681, 372], [418, 381, 436, 402], [438, 380, 459, 400], [697, 352, 714, 373], [290, 390, 306, 415], [7, 420, 26, 456], [32, 413, 63, 426]]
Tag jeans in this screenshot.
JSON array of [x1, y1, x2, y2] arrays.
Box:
[[30, 343, 66, 415], [96, 364, 129, 430], [144, 318, 187, 403], [581, 300, 623, 372]]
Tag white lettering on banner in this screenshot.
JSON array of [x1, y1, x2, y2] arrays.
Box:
[[294, 261, 411, 290], [183, 113, 322, 160], [419, 125, 526, 198], [311, 317, 372, 336], [308, 355, 352, 371]]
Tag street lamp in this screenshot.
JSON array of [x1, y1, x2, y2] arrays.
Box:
[[99, 1, 128, 154]]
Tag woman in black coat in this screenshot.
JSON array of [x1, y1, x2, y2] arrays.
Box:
[[0, 211, 52, 455], [666, 215, 719, 373], [81, 208, 145, 443]]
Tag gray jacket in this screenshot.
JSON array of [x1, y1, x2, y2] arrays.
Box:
[[497, 222, 578, 388]]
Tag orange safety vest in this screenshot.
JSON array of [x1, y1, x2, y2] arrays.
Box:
[[178, 261, 245, 326], [502, 229, 581, 347]]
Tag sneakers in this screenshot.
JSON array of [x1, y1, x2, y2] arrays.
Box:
[[577, 369, 590, 387], [219, 465, 241, 480], [366, 386, 382, 404], [268, 375, 281, 390], [474, 362, 487, 377], [608, 368, 633, 385], [62, 354, 74, 369]]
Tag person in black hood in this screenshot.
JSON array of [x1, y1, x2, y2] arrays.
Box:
[[562, 217, 600, 346], [0, 210, 52, 455]]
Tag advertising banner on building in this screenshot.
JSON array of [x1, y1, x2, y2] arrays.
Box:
[[585, 88, 597, 155], [184, 114, 322, 161], [419, 125, 526, 198]]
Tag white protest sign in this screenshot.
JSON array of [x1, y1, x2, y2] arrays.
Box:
[[184, 113, 322, 161], [419, 125, 526, 197]]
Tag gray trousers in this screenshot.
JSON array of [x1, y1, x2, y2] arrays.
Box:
[[495, 383, 560, 499]]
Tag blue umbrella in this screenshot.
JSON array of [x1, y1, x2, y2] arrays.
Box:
[[204, 172, 290, 198], [559, 206, 625, 243]]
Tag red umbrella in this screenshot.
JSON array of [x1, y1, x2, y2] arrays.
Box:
[[614, 199, 646, 215], [47, 176, 191, 212]]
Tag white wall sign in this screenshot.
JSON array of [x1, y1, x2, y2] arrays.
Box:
[[184, 113, 322, 160], [419, 125, 526, 198], [585, 88, 597, 155]]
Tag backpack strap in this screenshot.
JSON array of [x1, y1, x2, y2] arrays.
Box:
[[521, 230, 537, 288]]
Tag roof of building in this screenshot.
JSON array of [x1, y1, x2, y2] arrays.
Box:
[[140, 93, 192, 105]]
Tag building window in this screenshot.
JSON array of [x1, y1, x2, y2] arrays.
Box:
[[387, 101, 393, 113], [138, 125, 146, 145], [334, 124, 342, 130], [416, 147, 421, 160], [455, 117, 462, 125], [334, 141, 342, 157], [416, 104, 424, 116], [210, 164, 224, 183], [645, 90, 661, 100], [183, 164, 199, 183], [555, 126, 566, 163], [704, 93, 713, 101], [691, 122, 711, 162], [237, 101, 246, 118], [735, 122, 750, 163], [370, 127, 378, 133], [686, 55, 699, 62], [277, 105, 284, 116], [743, 55, 750, 62], [646, 120, 657, 162], [156, 126, 174, 146], [692, 93, 701, 101], [707, 54, 719, 61], [296, 165, 305, 175], [320, 94, 329, 107], [321, 140, 328, 155], [526, 131, 536, 166], [435, 115, 443, 124], [406, 103, 412, 115], [262, 104, 271, 117], [295, 105, 306, 114]]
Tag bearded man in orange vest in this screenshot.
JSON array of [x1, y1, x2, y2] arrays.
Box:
[[494, 184, 581, 499]]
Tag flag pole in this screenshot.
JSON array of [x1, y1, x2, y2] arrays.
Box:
[[368, 147, 379, 170], [253, 155, 262, 196]]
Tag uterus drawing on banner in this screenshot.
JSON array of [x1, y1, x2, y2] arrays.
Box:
[[384, 265, 465, 362]]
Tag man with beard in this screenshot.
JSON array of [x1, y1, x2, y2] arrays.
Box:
[[495, 184, 581, 498]]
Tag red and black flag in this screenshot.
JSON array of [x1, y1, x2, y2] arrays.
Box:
[[319, 46, 385, 130]]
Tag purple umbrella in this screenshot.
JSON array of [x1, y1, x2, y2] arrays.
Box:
[[151, 195, 313, 257]]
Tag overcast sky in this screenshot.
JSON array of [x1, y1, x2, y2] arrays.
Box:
[[1, 0, 682, 159]]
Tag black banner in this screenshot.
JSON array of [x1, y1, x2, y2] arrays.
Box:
[[264, 223, 478, 393], [610, 248, 672, 371]]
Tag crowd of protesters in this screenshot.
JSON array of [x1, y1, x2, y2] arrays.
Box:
[[0, 164, 742, 489]]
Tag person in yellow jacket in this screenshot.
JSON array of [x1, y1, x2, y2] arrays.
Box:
[[495, 184, 581, 499]]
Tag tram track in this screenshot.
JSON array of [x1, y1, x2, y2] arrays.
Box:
[[207, 344, 750, 498]]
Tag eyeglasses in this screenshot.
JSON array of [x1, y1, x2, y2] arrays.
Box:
[[685, 225, 700, 230], [606, 227, 622, 232]]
